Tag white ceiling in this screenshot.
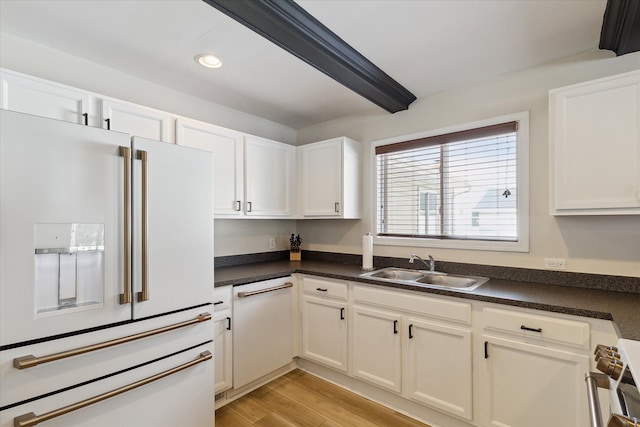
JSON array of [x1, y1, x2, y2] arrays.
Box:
[[0, 0, 607, 129]]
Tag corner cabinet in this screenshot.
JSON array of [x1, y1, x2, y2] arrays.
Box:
[[300, 276, 348, 371], [549, 70, 640, 215], [176, 118, 244, 217], [300, 137, 361, 218], [245, 135, 295, 217], [176, 119, 295, 218]]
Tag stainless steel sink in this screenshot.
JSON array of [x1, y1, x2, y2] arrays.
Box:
[[366, 268, 425, 281], [361, 267, 488, 291]]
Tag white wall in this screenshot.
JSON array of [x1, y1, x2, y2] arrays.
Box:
[[297, 50, 640, 278]]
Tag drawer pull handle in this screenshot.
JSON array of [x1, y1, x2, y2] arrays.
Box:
[[520, 325, 542, 333], [237, 282, 293, 298], [316, 288, 328, 292], [13, 313, 211, 370], [13, 351, 212, 427], [214, 300, 224, 305]]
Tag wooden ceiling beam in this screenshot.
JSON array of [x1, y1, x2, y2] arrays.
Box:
[[202, 0, 417, 114]]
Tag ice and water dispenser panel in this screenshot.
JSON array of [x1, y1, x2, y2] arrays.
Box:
[[34, 223, 105, 316]]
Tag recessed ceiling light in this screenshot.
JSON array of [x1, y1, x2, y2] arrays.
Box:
[[195, 54, 222, 69]]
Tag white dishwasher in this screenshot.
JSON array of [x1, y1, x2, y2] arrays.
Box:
[[232, 276, 295, 389]]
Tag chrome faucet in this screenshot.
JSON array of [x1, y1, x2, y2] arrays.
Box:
[[409, 254, 435, 272]]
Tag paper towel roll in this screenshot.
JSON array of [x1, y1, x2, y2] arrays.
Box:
[[362, 233, 373, 270]]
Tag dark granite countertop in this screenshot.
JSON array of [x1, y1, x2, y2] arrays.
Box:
[[215, 259, 640, 341]]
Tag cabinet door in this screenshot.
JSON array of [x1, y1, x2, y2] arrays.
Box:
[[301, 295, 348, 371], [302, 139, 342, 216], [403, 317, 473, 421], [0, 70, 90, 125], [100, 99, 172, 142], [176, 118, 244, 217], [245, 136, 294, 217], [213, 311, 233, 393], [351, 305, 402, 392], [480, 336, 589, 427], [131, 137, 213, 319], [550, 71, 640, 214]]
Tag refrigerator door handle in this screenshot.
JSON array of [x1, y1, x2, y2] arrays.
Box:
[[13, 350, 212, 427], [13, 313, 212, 370], [135, 149, 149, 303], [118, 147, 132, 305]]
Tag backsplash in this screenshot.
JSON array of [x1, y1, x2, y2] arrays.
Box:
[[214, 250, 639, 294]]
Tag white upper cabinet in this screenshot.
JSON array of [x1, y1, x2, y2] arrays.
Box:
[[177, 120, 295, 218], [300, 137, 361, 218], [0, 68, 90, 125], [245, 135, 295, 217], [176, 118, 244, 217], [100, 99, 172, 142], [549, 70, 640, 215]]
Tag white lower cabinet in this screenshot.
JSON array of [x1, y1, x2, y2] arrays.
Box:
[[213, 286, 233, 393], [403, 316, 472, 419], [479, 336, 589, 427], [350, 284, 473, 421], [478, 305, 592, 427], [351, 305, 402, 392], [300, 277, 348, 371]]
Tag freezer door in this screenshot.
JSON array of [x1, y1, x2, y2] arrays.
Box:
[[130, 137, 213, 318], [0, 110, 132, 345]]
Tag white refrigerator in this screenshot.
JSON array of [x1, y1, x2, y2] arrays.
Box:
[[0, 110, 215, 426]]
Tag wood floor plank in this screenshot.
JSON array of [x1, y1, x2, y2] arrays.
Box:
[[214, 405, 254, 427], [227, 393, 272, 423], [267, 377, 381, 427], [291, 371, 428, 427], [251, 387, 327, 427], [254, 412, 299, 427], [215, 369, 431, 427]]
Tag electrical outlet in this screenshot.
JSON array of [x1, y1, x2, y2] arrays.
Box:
[[544, 258, 566, 270], [269, 237, 276, 249]]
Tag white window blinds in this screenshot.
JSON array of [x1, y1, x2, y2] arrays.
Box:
[[376, 121, 519, 242]]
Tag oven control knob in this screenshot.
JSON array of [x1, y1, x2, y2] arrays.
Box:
[[607, 414, 638, 427], [595, 348, 621, 361], [595, 344, 619, 355], [597, 357, 625, 380]]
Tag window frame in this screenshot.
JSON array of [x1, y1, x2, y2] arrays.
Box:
[[370, 111, 530, 252]]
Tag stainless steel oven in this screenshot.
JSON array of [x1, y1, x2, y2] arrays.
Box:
[[586, 339, 640, 427]]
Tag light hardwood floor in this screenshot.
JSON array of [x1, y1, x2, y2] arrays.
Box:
[[215, 369, 431, 427]]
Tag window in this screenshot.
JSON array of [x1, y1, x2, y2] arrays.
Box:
[[373, 112, 529, 252]]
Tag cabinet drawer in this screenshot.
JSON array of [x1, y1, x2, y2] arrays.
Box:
[[0, 306, 213, 408], [302, 276, 348, 300], [482, 307, 590, 349], [213, 286, 232, 311], [352, 284, 471, 325]]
